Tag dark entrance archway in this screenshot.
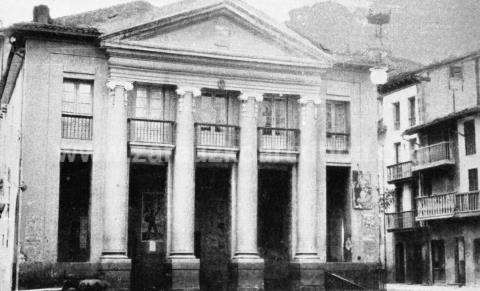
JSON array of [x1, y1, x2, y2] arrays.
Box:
[[195, 166, 231, 290], [258, 167, 291, 290]]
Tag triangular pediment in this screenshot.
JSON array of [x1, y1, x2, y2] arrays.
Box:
[[103, 1, 333, 67]]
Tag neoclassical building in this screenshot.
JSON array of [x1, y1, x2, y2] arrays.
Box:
[[0, 1, 382, 290]]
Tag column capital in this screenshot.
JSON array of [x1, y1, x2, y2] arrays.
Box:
[[298, 95, 322, 105], [239, 91, 263, 102], [106, 80, 133, 91], [176, 86, 201, 97]]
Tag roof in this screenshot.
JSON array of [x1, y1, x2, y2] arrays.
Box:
[[9, 22, 100, 38], [403, 106, 480, 135]]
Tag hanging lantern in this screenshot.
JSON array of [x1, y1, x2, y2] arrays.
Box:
[[369, 67, 388, 85]]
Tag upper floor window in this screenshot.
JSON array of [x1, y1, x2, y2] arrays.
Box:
[[468, 168, 478, 192], [62, 80, 93, 115], [259, 94, 299, 130], [393, 102, 400, 130], [464, 120, 476, 156], [394, 142, 401, 164], [326, 100, 349, 133], [197, 91, 228, 125], [449, 65, 463, 80], [408, 97, 416, 126], [133, 85, 176, 120]]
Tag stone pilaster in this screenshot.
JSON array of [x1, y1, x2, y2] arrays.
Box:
[[100, 80, 133, 291], [292, 94, 324, 290], [231, 91, 264, 290], [169, 86, 201, 290]]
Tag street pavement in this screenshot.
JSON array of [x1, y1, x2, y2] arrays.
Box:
[[387, 283, 480, 291]]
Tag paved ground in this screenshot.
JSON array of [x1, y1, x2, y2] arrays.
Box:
[[387, 283, 480, 291]]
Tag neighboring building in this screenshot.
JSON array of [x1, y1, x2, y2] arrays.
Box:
[[380, 51, 480, 286], [0, 1, 383, 290]]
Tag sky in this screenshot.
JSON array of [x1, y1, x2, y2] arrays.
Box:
[[0, 0, 372, 26]]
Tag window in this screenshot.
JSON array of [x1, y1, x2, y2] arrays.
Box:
[[62, 80, 93, 115], [133, 86, 176, 120], [464, 120, 476, 155], [469, 169, 478, 192], [409, 138, 417, 160], [394, 142, 401, 164], [450, 65, 463, 80], [261, 95, 287, 129], [326, 101, 349, 133], [408, 97, 416, 126], [393, 102, 400, 130]]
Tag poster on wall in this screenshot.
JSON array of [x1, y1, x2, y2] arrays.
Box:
[[141, 191, 165, 241], [352, 170, 374, 210]]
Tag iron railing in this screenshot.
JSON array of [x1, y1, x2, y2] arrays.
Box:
[[128, 118, 175, 144], [325, 272, 365, 290], [413, 141, 454, 167], [385, 211, 416, 231], [326, 132, 349, 153], [61, 114, 93, 140], [387, 161, 413, 182], [195, 123, 240, 148], [257, 127, 300, 151], [416, 191, 480, 220]]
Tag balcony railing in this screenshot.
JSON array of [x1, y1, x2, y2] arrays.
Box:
[[61, 114, 93, 140], [386, 211, 416, 231], [257, 127, 300, 151], [128, 118, 175, 145], [387, 161, 413, 183], [195, 123, 240, 148], [326, 132, 349, 153], [416, 191, 480, 220], [413, 141, 454, 170]]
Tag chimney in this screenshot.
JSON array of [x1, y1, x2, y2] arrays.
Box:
[[33, 5, 51, 24]]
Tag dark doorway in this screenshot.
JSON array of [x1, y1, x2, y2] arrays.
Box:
[[258, 168, 291, 290], [455, 237, 466, 285], [406, 243, 423, 284], [431, 240, 446, 283], [327, 166, 350, 262], [395, 243, 405, 283], [129, 164, 168, 291], [195, 166, 231, 290], [474, 239, 480, 284], [58, 154, 91, 262]]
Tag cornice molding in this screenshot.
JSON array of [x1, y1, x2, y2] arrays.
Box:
[[176, 86, 201, 97], [238, 91, 263, 102], [106, 80, 134, 91]]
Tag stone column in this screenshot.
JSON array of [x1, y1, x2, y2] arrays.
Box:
[[292, 94, 323, 290], [231, 91, 264, 290], [169, 86, 200, 290], [100, 80, 133, 291]]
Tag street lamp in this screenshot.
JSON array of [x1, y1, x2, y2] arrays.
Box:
[[370, 67, 388, 85], [367, 9, 391, 85]]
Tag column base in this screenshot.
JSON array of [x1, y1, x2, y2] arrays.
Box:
[[230, 255, 264, 291], [168, 255, 200, 291], [99, 254, 131, 291], [290, 257, 324, 291]]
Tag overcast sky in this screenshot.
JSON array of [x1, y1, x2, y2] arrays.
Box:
[[0, 0, 372, 26]]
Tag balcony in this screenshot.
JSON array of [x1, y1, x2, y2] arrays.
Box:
[[416, 191, 480, 221], [326, 132, 349, 154], [61, 114, 93, 140], [386, 211, 417, 232], [258, 127, 300, 163], [412, 141, 455, 171], [195, 123, 240, 162], [387, 161, 413, 183], [128, 118, 175, 161]]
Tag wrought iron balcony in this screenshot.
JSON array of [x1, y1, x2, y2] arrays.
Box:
[[386, 211, 417, 231], [128, 118, 175, 145], [416, 191, 480, 221], [195, 123, 240, 148], [326, 132, 349, 153], [257, 127, 300, 152], [412, 141, 455, 171], [61, 114, 93, 140], [387, 161, 413, 183]]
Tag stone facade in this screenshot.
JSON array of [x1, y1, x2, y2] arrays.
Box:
[[0, 1, 381, 290]]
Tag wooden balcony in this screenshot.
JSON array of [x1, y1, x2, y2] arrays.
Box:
[[326, 132, 349, 154], [416, 191, 480, 221], [195, 123, 240, 162], [412, 141, 455, 172], [128, 118, 175, 162], [386, 211, 417, 232], [387, 161, 413, 183], [258, 127, 299, 163], [61, 114, 93, 140]]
